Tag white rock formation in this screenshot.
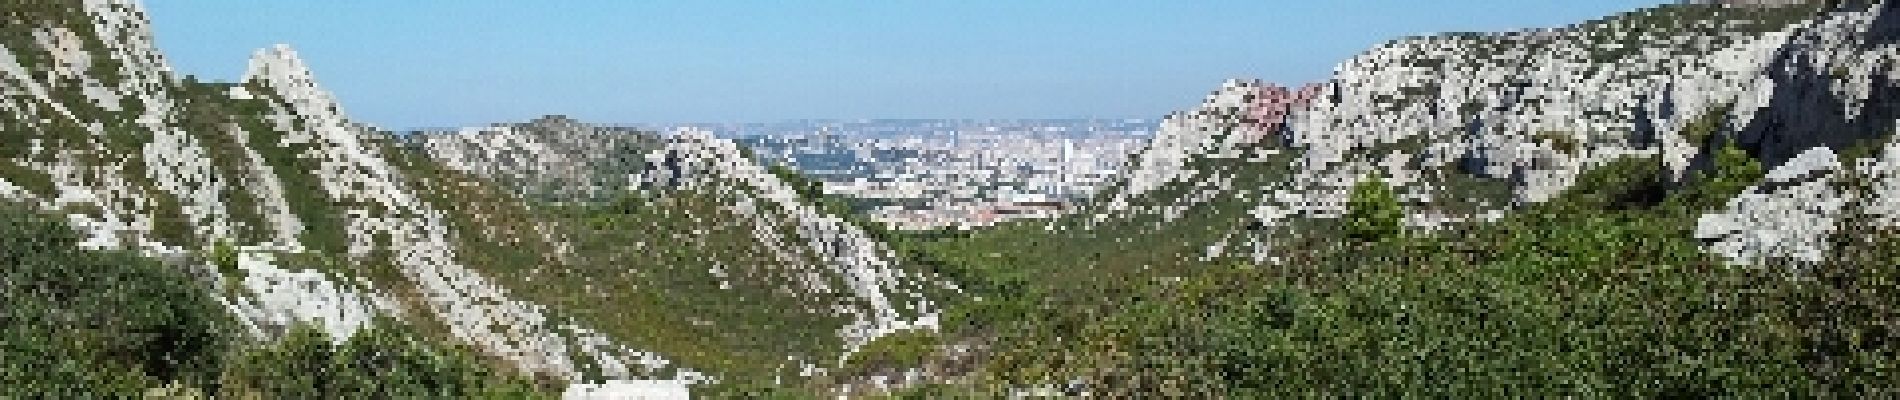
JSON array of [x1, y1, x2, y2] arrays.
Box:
[[222, 248, 394, 343], [562, 380, 692, 400], [1103, 3, 1900, 262], [1696, 146, 1846, 264]]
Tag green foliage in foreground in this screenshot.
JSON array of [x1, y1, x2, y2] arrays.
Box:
[[220, 321, 548, 399], [840, 329, 944, 378], [911, 148, 1898, 397], [0, 204, 234, 397], [0, 204, 553, 398]]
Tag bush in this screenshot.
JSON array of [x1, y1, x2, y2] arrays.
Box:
[[1534, 130, 1582, 155], [1556, 156, 1670, 211], [0, 204, 549, 397], [1345, 173, 1404, 241], [1670, 141, 1765, 213], [220, 320, 548, 399], [1680, 103, 1733, 148], [210, 239, 243, 282], [0, 159, 56, 199]]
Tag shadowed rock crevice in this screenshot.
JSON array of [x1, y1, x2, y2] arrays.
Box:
[[1869, 1, 1900, 44], [1737, 40, 1900, 172]]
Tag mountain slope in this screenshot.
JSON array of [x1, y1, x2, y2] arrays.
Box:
[[2, 1, 950, 393], [401, 118, 949, 384], [0, 0, 702, 387]]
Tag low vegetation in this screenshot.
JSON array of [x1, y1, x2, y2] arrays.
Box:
[[888, 130, 1900, 397], [0, 204, 232, 397], [0, 203, 555, 398], [6, 1, 1897, 397], [219, 320, 547, 399]]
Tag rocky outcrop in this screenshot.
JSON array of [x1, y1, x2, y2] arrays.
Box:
[[1695, 146, 1846, 264], [1690, 1, 1900, 265], [1690, 0, 1825, 7], [1279, 3, 1807, 208], [406, 115, 659, 201], [1104, 79, 1304, 216], [1733, 1, 1900, 170], [1241, 83, 1324, 142], [0, 0, 246, 254]]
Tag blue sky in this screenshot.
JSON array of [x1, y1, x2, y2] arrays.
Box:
[[144, 1, 1666, 130]]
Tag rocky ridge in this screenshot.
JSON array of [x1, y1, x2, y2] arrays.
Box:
[[0, 0, 693, 383], [644, 129, 941, 347], [1102, 2, 1900, 265]]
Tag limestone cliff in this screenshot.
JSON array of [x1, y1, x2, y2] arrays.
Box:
[[1102, 2, 1900, 265]]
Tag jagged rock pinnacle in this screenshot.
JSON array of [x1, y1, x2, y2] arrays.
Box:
[[244, 44, 348, 117]]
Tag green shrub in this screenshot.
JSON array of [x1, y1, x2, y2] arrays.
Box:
[[841, 329, 942, 377], [1669, 141, 1765, 213], [0, 204, 552, 397], [1680, 103, 1733, 148], [210, 239, 242, 281], [0, 204, 236, 397], [1836, 135, 1891, 164], [0, 159, 56, 199], [241, 109, 350, 254], [1556, 156, 1669, 211], [220, 320, 549, 399], [1344, 173, 1404, 242]]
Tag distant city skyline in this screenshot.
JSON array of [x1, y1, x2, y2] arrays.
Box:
[[146, 1, 1667, 130]]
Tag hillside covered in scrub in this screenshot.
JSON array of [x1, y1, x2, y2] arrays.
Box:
[[0, 0, 938, 397], [5, 0, 1900, 398]]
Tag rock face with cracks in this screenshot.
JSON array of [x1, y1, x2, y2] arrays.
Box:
[[1104, 2, 1900, 264]]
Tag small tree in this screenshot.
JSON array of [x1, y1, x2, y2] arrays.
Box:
[[1345, 173, 1404, 242], [210, 240, 241, 280], [1668, 141, 1764, 213]]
